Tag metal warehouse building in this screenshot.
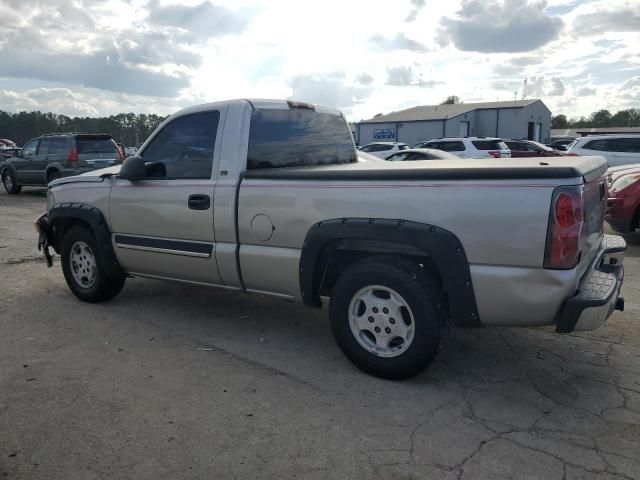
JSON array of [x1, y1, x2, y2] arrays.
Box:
[[356, 99, 551, 146]]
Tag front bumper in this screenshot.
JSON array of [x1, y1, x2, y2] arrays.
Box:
[[555, 234, 626, 333], [35, 212, 53, 267]]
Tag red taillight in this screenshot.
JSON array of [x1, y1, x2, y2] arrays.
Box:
[[68, 146, 78, 163], [544, 186, 584, 269], [566, 152, 578, 156], [117, 145, 125, 161], [488, 150, 500, 158]]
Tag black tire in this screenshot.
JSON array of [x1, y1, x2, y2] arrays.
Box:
[[2, 169, 21, 194], [47, 170, 61, 184], [61, 226, 126, 302], [329, 256, 447, 380]]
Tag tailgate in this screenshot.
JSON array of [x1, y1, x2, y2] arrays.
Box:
[[580, 174, 607, 268]]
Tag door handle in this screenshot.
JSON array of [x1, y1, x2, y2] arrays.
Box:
[[188, 194, 211, 210]]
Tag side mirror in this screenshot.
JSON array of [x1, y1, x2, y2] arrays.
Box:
[[119, 155, 146, 181]]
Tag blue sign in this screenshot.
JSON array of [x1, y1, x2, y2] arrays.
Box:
[[373, 128, 395, 140]]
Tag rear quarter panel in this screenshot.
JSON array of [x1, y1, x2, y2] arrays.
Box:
[[237, 176, 585, 325]]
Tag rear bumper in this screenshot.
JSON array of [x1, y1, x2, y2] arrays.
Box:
[[555, 234, 626, 333]]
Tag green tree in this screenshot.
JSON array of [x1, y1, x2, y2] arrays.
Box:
[[551, 114, 569, 129], [441, 95, 462, 105], [589, 109, 612, 128], [610, 108, 640, 127]]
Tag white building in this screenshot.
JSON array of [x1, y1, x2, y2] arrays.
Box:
[[356, 99, 551, 146]]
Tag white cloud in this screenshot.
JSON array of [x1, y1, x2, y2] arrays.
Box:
[[0, 0, 636, 122], [288, 73, 372, 110], [386, 66, 441, 87], [577, 86, 596, 96], [405, 0, 426, 22], [369, 33, 429, 53], [439, 0, 564, 53]]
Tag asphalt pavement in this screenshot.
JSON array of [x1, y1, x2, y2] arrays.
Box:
[[1, 188, 639, 479]]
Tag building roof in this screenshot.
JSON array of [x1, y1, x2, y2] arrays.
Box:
[[551, 127, 640, 138], [361, 99, 540, 124]]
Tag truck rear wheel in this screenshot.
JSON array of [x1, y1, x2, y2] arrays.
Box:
[[61, 226, 126, 303], [329, 256, 446, 380]]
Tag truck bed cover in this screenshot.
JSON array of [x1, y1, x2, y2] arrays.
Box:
[[244, 156, 607, 183]]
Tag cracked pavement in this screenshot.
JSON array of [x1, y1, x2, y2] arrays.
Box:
[[1, 189, 639, 479]]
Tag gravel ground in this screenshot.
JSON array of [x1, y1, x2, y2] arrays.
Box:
[[1, 188, 639, 480]]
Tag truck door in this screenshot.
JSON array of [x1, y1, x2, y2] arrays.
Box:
[[13, 138, 40, 183], [32, 138, 52, 183], [109, 108, 225, 285]]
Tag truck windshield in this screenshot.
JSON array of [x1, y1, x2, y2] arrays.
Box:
[[247, 108, 356, 169]]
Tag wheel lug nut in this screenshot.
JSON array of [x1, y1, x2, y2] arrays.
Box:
[[385, 327, 391, 334], [374, 327, 381, 333], [383, 307, 389, 314], [372, 307, 379, 313], [389, 318, 396, 324], [368, 316, 374, 323]]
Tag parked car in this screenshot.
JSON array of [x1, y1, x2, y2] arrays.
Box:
[[36, 99, 624, 380], [550, 138, 576, 151], [357, 151, 385, 163], [124, 146, 137, 157], [567, 135, 640, 167], [505, 140, 567, 158], [385, 148, 459, 161], [0, 147, 21, 159], [606, 164, 640, 233], [358, 142, 409, 158], [412, 137, 511, 158], [1, 132, 124, 194]]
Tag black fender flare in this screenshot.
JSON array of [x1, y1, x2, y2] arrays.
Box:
[[47, 203, 123, 277], [299, 218, 481, 327]]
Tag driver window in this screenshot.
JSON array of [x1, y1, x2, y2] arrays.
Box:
[[22, 139, 39, 158], [140, 111, 220, 179]]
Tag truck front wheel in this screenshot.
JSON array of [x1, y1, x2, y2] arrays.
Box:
[[61, 226, 126, 303], [329, 256, 446, 380]]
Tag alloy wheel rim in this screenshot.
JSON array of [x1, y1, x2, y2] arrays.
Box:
[[69, 241, 97, 288], [348, 285, 415, 358], [3, 174, 13, 190]]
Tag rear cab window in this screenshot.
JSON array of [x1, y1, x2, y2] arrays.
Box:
[[247, 108, 356, 169]]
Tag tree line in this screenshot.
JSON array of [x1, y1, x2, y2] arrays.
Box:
[[551, 108, 640, 130], [0, 110, 168, 147]]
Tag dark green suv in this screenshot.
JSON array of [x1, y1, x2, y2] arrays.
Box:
[[1, 133, 123, 194]]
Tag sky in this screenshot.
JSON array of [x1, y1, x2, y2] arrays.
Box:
[[0, 0, 638, 122]]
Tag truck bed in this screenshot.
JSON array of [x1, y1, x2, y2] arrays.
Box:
[[244, 156, 607, 182]]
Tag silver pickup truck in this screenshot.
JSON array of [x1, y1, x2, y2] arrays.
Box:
[[36, 99, 626, 379]]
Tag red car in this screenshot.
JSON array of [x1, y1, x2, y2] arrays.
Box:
[[606, 164, 640, 233], [505, 140, 567, 158]]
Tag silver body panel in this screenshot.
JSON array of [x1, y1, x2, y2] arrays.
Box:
[[47, 99, 612, 328]]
